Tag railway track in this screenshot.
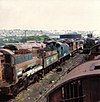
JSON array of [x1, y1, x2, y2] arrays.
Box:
[[15, 53, 86, 102], [0, 94, 14, 102], [0, 53, 86, 102]]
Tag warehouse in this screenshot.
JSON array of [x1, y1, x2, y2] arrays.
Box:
[[60, 32, 81, 39]]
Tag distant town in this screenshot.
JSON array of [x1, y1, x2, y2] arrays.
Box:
[[0, 29, 99, 44], [0, 29, 95, 37]]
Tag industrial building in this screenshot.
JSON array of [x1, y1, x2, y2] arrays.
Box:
[[60, 32, 81, 39]]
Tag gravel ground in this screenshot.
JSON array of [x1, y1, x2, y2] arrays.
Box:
[[14, 54, 86, 102]]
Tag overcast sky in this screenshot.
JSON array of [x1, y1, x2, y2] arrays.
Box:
[[0, 0, 100, 30]]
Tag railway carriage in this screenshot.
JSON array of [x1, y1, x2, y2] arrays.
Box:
[[46, 59, 100, 102]]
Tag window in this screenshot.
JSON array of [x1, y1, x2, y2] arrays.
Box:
[[61, 80, 84, 102]]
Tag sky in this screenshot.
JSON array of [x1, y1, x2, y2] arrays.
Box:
[[0, 0, 100, 31]]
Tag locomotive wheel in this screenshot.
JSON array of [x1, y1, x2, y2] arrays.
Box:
[[34, 75, 39, 82], [23, 78, 28, 89], [29, 76, 34, 84], [12, 85, 19, 97]]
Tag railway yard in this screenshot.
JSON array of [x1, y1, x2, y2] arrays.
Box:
[[0, 53, 86, 102], [0, 38, 100, 102], [1, 0, 100, 101]]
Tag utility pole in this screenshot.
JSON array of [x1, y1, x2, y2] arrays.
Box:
[[24, 30, 27, 43]]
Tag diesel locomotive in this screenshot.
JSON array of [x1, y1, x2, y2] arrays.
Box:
[[0, 40, 82, 96]]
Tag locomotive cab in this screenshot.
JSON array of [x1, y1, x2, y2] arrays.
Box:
[[0, 49, 17, 95], [0, 49, 15, 83]]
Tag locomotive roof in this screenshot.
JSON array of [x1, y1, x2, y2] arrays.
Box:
[[3, 42, 45, 51], [3, 44, 22, 50], [0, 49, 14, 55], [46, 59, 100, 97]]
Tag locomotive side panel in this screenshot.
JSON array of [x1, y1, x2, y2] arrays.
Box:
[[44, 51, 58, 68]]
